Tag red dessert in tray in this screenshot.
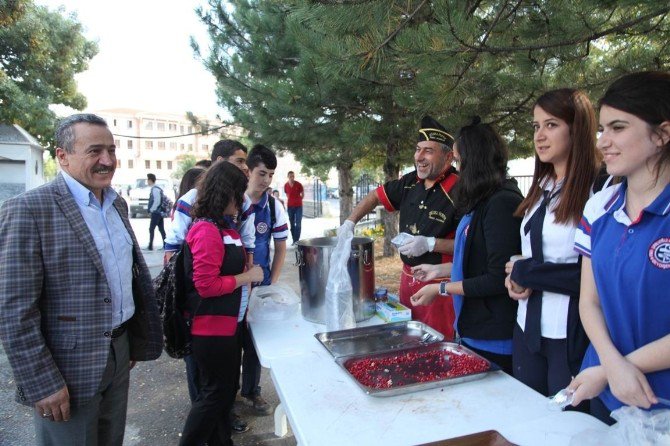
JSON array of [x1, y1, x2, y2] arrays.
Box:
[[345, 346, 490, 390]]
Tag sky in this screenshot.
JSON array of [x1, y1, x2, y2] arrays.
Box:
[[38, 0, 222, 117]]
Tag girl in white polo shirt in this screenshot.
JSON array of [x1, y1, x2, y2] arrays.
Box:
[[505, 89, 601, 400], [569, 71, 670, 425]]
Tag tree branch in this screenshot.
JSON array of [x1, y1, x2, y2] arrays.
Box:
[[447, 7, 669, 55]]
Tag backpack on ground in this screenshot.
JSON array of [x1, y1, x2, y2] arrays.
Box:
[[152, 250, 191, 358]]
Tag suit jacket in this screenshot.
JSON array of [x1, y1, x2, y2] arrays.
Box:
[[0, 174, 163, 407]]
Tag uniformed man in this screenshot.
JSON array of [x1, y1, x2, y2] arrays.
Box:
[[340, 116, 460, 339]]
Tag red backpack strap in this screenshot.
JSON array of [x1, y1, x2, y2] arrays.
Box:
[[439, 172, 459, 196]]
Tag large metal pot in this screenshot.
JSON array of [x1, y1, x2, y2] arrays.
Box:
[[295, 237, 375, 324]]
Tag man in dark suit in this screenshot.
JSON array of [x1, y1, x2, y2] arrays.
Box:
[[0, 114, 163, 445]]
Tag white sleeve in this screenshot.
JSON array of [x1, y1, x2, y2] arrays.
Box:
[[574, 184, 619, 258], [239, 194, 256, 251], [164, 188, 197, 252], [272, 198, 290, 240]]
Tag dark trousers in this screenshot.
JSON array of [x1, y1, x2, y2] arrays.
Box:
[[184, 353, 200, 403], [512, 323, 575, 397], [287, 206, 302, 243], [461, 340, 513, 376], [34, 332, 130, 446], [590, 396, 617, 426], [240, 321, 261, 398], [179, 334, 241, 446], [148, 212, 165, 249]]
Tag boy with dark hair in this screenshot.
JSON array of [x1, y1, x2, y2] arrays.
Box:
[[239, 144, 289, 415]]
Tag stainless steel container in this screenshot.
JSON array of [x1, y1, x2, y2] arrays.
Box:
[[295, 237, 375, 324]]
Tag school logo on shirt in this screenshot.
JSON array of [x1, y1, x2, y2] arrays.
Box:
[[649, 237, 670, 269], [257, 221, 269, 234]]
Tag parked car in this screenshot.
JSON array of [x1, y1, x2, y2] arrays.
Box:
[[128, 178, 176, 218], [327, 187, 339, 199]]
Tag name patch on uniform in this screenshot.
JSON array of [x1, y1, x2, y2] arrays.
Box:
[[649, 237, 670, 269], [428, 210, 447, 223], [257, 222, 269, 234]]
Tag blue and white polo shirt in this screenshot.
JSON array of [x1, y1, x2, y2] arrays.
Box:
[[242, 192, 289, 285], [574, 180, 670, 411]]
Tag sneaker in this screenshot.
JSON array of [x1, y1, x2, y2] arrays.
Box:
[[244, 395, 272, 416], [230, 413, 249, 434]]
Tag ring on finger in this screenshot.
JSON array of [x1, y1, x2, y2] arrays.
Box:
[[42, 412, 52, 418]]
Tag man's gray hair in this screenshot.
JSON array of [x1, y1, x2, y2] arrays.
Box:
[[438, 142, 452, 153], [55, 114, 108, 153]]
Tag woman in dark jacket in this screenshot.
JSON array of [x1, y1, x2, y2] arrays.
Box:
[[411, 117, 523, 374]]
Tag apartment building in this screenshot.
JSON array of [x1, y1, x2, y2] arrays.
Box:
[[95, 108, 243, 187]]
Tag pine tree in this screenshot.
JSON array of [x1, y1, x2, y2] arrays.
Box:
[[197, 0, 669, 255]]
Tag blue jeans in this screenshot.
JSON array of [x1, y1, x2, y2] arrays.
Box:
[[287, 206, 302, 243]]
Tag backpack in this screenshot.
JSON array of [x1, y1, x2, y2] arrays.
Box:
[[160, 191, 173, 218], [148, 186, 173, 218], [152, 250, 192, 358]]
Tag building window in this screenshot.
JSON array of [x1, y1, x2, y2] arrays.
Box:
[[145, 141, 153, 149], [145, 160, 151, 169], [128, 160, 133, 168], [188, 144, 193, 152], [117, 160, 121, 168], [202, 144, 209, 152], [127, 120, 133, 129], [127, 140, 133, 150], [114, 139, 120, 148], [188, 126, 193, 133], [168, 123, 177, 131], [180, 125, 185, 133], [167, 161, 173, 170], [113, 119, 117, 127], [169, 142, 177, 150], [157, 122, 165, 131], [180, 144, 185, 151], [145, 121, 153, 130], [156, 160, 162, 169], [158, 141, 165, 150]]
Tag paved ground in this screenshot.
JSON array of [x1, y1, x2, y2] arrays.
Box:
[[0, 213, 341, 445]]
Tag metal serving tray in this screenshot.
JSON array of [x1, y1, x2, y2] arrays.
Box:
[[315, 321, 443, 358], [335, 342, 499, 397]]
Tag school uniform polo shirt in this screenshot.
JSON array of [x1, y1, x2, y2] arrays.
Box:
[[376, 167, 459, 267], [574, 180, 670, 411], [241, 193, 289, 285]]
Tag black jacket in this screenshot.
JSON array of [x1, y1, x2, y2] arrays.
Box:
[[457, 179, 523, 341]]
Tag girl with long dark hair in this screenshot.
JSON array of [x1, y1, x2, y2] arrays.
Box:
[[569, 71, 670, 424], [410, 117, 523, 373], [179, 162, 263, 446], [504, 89, 600, 399]]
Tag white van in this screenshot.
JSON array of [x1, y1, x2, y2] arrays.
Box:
[[128, 178, 176, 218]]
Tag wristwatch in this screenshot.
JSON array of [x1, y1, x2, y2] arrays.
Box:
[[439, 280, 449, 296]]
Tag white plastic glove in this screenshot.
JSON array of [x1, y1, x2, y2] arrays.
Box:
[[337, 219, 355, 237], [398, 235, 436, 257]]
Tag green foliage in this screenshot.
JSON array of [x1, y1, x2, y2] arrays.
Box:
[[199, 0, 668, 165], [0, 0, 98, 155], [172, 154, 197, 180], [43, 155, 58, 181]]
